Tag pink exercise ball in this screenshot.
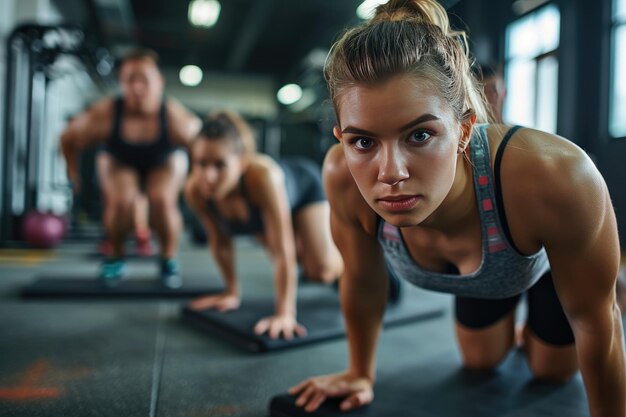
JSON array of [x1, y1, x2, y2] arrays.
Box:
[[21, 211, 66, 248]]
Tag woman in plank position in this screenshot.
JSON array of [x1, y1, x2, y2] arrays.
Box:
[[290, 1, 625, 415], [185, 110, 343, 340]]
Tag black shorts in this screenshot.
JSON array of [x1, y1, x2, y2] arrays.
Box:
[[280, 157, 326, 214], [98, 147, 183, 189], [455, 271, 575, 346]]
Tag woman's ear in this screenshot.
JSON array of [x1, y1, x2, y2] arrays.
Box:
[[458, 113, 476, 154], [333, 126, 343, 142]]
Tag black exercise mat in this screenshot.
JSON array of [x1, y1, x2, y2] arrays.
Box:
[[182, 285, 445, 353], [269, 348, 588, 417], [86, 245, 159, 261], [21, 277, 221, 299], [86, 252, 160, 261]]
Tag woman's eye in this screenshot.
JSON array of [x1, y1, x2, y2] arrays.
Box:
[[354, 137, 373, 149], [215, 161, 226, 169], [409, 130, 431, 143]]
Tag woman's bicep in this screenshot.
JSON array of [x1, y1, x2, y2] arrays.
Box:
[[256, 167, 295, 257], [543, 174, 619, 323]]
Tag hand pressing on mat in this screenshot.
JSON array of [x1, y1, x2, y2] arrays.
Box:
[[254, 313, 307, 340], [189, 293, 241, 312], [289, 371, 373, 412]]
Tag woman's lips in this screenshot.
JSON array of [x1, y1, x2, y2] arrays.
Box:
[[377, 195, 422, 212]]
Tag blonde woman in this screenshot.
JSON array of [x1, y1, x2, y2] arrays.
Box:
[[290, 1, 625, 415]]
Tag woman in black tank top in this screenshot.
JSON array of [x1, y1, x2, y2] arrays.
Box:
[[60, 49, 201, 289], [184, 110, 343, 340], [104, 97, 177, 175]]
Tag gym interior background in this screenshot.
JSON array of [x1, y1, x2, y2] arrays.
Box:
[[1, 0, 625, 245], [0, 0, 625, 416]]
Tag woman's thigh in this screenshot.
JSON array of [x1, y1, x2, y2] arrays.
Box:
[[454, 294, 520, 370]]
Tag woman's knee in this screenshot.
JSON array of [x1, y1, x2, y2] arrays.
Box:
[[106, 193, 135, 215], [455, 297, 518, 371], [527, 357, 578, 383], [525, 336, 578, 383], [460, 347, 510, 371], [302, 261, 338, 284], [148, 190, 178, 214]]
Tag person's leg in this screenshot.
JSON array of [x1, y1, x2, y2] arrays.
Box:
[[97, 152, 152, 256], [133, 193, 154, 256], [292, 201, 343, 284], [280, 158, 342, 284], [454, 295, 520, 370], [133, 193, 150, 233], [96, 152, 113, 256], [96, 152, 141, 283], [522, 272, 578, 382], [145, 150, 188, 287]]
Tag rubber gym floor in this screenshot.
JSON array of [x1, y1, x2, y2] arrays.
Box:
[[0, 232, 599, 417]]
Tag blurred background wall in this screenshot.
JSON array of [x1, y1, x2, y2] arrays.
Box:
[[1, 0, 625, 245]]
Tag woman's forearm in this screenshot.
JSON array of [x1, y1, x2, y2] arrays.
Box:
[[575, 307, 626, 417], [272, 254, 297, 317], [342, 274, 388, 382], [210, 241, 239, 295]]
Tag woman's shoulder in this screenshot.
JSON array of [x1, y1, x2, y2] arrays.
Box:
[[90, 96, 116, 115], [485, 124, 595, 190], [485, 124, 607, 245], [243, 154, 285, 200], [165, 99, 202, 142], [323, 144, 379, 236], [246, 153, 281, 178], [323, 144, 352, 191], [63, 97, 115, 142], [486, 124, 583, 158]]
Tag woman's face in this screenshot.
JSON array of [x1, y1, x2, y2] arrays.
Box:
[[118, 58, 164, 113], [191, 138, 244, 200], [334, 74, 469, 227]]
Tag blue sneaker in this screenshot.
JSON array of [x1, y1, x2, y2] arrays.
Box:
[[99, 259, 126, 287], [160, 258, 182, 289]]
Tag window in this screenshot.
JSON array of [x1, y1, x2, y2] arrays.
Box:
[[610, 0, 626, 138], [504, 4, 560, 133]]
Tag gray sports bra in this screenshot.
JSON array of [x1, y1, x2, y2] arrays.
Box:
[[378, 124, 550, 299]]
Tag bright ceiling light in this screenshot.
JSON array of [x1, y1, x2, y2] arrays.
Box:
[[277, 84, 303, 105], [289, 88, 317, 113], [189, 0, 221, 28], [179, 65, 203, 87], [356, 0, 389, 20]]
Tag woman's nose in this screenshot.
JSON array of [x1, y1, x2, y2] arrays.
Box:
[[377, 144, 409, 185], [204, 166, 219, 184]]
